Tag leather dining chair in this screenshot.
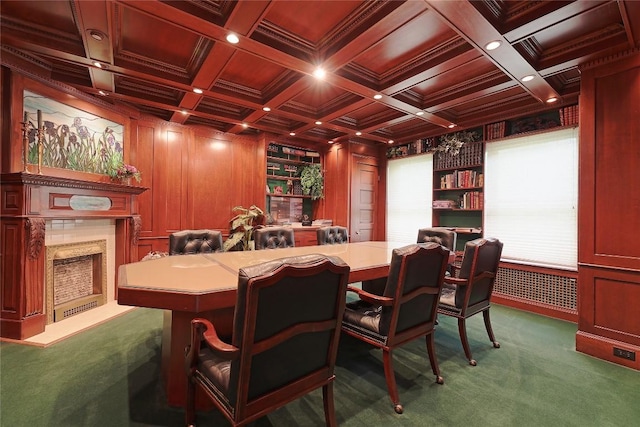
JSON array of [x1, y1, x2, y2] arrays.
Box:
[[316, 226, 349, 245], [253, 226, 295, 250], [417, 227, 457, 252], [341, 243, 450, 414], [168, 229, 223, 255], [438, 237, 504, 366], [185, 254, 350, 427]]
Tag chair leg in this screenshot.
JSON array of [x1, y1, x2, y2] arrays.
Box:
[[425, 333, 444, 384], [322, 382, 337, 427], [483, 309, 500, 348], [185, 376, 196, 427], [382, 349, 403, 414], [457, 318, 476, 366]]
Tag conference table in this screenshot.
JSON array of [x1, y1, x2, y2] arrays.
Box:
[[118, 241, 416, 407]]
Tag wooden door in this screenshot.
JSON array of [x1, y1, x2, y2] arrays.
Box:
[[350, 156, 378, 242]]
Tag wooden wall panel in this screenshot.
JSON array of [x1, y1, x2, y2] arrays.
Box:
[[577, 51, 640, 369], [324, 142, 350, 228], [134, 122, 155, 235], [189, 133, 235, 231], [593, 66, 640, 261]]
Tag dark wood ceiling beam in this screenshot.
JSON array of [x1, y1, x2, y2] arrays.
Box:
[[323, 1, 425, 70], [424, 0, 560, 104], [382, 49, 480, 96], [618, 0, 638, 48], [170, 1, 272, 124], [116, 0, 455, 130], [170, 42, 237, 124], [501, 1, 609, 44], [427, 80, 520, 114], [74, 0, 114, 92]]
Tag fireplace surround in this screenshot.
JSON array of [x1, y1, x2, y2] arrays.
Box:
[[0, 172, 146, 340]]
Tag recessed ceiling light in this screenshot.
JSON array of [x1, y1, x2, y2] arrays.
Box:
[[98, 90, 108, 96], [355, 131, 362, 136], [313, 67, 326, 80], [485, 40, 502, 51], [416, 111, 424, 116], [226, 33, 239, 44], [546, 97, 558, 103], [373, 94, 382, 100], [193, 88, 203, 94], [181, 110, 188, 115], [315, 121, 322, 125], [289, 132, 296, 136], [328, 140, 335, 144], [242, 123, 248, 128], [93, 61, 103, 68], [388, 140, 394, 144], [263, 107, 271, 112], [89, 30, 104, 41], [448, 124, 456, 128], [521, 75, 535, 82]]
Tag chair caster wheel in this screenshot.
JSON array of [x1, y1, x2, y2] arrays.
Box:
[[493, 341, 500, 348], [394, 404, 404, 414], [436, 376, 444, 385], [469, 359, 477, 366]]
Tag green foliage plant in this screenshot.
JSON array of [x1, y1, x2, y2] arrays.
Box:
[[296, 164, 324, 200], [223, 205, 265, 251]]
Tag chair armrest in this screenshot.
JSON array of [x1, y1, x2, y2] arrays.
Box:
[[346, 285, 394, 306], [443, 276, 468, 286], [186, 318, 239, 369], [449, 263, 461, 276]]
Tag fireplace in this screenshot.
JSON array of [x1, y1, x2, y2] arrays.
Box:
[[45, 240, 107, 323], [1, 172, 146, 340]]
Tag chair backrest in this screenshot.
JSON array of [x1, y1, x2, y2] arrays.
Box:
[[455, 238, 503, 308], [168, 229, 223, 255], [316, 226, 349, 245], [379, 243, 449, 340], [416, 227, 457, 252], [253, 227, 295, 250], [228, 254, 350, 413]]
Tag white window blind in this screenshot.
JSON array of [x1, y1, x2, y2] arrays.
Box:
[[484, 127, 578, 270], [386, 154, 433, 244]]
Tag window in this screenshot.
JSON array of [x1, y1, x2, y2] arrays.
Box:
[[386, 154, 433, 243], [484, 127, 578, 270]]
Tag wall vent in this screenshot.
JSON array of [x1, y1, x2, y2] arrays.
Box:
[[494, 267, 577, 311]]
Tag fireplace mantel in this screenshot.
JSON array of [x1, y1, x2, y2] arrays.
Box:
[[0, 172, 147, 340]]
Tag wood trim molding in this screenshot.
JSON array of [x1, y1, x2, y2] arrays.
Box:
[[25, 217, 45, 260]]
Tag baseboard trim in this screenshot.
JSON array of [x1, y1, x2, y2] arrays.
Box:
[[576, 331, 640, 370], [493, 293, 578, 323]]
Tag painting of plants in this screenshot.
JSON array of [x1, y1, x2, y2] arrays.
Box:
[[23, 90, 125, 175]]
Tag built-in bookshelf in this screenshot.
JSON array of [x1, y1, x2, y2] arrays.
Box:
[[432, 141, 484, 252], [265, 142, 321, 223]]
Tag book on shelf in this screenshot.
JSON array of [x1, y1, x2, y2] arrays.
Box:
[[439, 170, 483, 189]]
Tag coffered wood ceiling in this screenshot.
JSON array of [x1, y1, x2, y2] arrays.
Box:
[[1, 1, 638, 148]]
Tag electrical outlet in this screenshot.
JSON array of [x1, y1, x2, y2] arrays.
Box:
[[613, 347, 636, 361]]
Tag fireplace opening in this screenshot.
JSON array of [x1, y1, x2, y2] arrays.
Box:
[[45, 240, 107, 323]]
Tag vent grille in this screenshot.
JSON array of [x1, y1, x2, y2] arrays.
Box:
[[494, 267, 577, 311], [62, 301, 98, 319]]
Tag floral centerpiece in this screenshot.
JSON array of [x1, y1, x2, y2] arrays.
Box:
[[106, 153, 141, 183], [115, 163, 142, 183]]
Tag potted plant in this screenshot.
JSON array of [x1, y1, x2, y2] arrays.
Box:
[[223, 205, 265, 251], [296, 164, 324, 200]]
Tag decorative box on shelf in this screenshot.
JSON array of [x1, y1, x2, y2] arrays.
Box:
[[432, 200, 457, 209]]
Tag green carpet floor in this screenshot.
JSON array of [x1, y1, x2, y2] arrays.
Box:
[[1, 304, 638, 426]]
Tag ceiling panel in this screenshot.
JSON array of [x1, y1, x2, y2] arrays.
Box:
[[1, 0, 636, 149]]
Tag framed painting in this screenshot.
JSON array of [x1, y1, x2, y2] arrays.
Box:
[[23, 90, 125, 175]]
